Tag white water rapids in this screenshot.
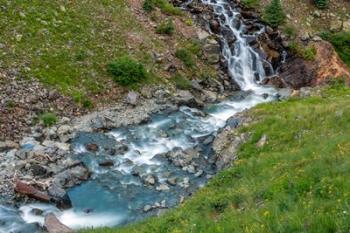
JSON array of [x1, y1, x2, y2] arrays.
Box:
[[0, 0, 280, 232]]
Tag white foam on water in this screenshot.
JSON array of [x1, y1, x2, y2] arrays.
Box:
[[74, 144, 87, 154], [19, 204, 122, 230]]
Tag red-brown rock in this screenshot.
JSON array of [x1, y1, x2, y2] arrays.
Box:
[[44, 213, 73, 233], [15, 180, 51, 202]]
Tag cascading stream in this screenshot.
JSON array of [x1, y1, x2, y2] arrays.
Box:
[[0, 1, 279, 232]]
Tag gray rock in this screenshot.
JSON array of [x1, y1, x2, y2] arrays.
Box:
[[144, 174, 156, 186], [256, 134, 268, 148], [202, 90, 217, 103], [143, 205, 152, 212], [167, 177, 177, 186], [156, 183, 170, 191], [197, 29, 210, 41], [57, 125, 71, 143], [126, 91, 139, 106], [195, 170, 204, 177]]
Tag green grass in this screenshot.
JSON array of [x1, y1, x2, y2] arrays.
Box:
[[172, 74, 192, 90], [175, 48, 195, 68], [81, 84, 350, 233], [156, 19, 175, 35], [0, 0, 168, 97]]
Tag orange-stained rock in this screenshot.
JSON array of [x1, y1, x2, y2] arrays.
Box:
[[313, 41, 350, 85], [280, 40, 350, 89]]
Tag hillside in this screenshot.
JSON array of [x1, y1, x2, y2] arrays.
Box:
[[0, 0, 218, 141]]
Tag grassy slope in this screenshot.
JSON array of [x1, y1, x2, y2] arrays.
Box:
[[0, 0, 209, 105], [81, 84, 350, 233]]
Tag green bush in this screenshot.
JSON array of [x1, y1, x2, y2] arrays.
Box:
[[321, 31, 350, 67], [40, 112, 57, 127], [107, 56, 148, 86], [156, 19, 175, 35], [175, 48, 195, 67], [263, 0, 285, 27], [288, 42, 317, 61], [314, 0, 329, 9], [143, 0, 182, 15], [172, 74, 192, 90]]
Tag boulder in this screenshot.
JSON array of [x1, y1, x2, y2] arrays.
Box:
[[143, 205, 152, 212], [44, 213, 73, 233], [175, 90, 203, 108], [86, 143, 99, 152], [57, 125, 71, 143], [209, 19, 220, 34], [156, 184, 170, 191], [256, 134, 268, 148], [15, 180, 51, 202], [125, 91, 139, 106]]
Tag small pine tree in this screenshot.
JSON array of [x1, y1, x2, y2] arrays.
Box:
[[263, 0, 286, 27], [314, 0, 329, 9]]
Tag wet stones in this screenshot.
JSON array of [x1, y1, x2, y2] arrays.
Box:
[[166, 177, 178, 186], [156, 184, 170, 191], [143, 174, 157, 186], [15, 180, 51, 202], [143, 205, 152, 212], [98, 160, 114, 167], [86, 143, 99, 152]]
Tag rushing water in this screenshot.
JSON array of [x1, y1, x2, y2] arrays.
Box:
[[0, 1, 280, 232]]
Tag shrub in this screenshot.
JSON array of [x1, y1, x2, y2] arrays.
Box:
[[263, 0, 285, 27], [107, 56, 148, 86], [175, 48, 195, 67], [143, 0, 182, 15], [314, 0, 329, 9], [143, 0, 155, 12], [156, 19, 175, 35], [40, 112, 57, 127], [172, 74, 192, 90]]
